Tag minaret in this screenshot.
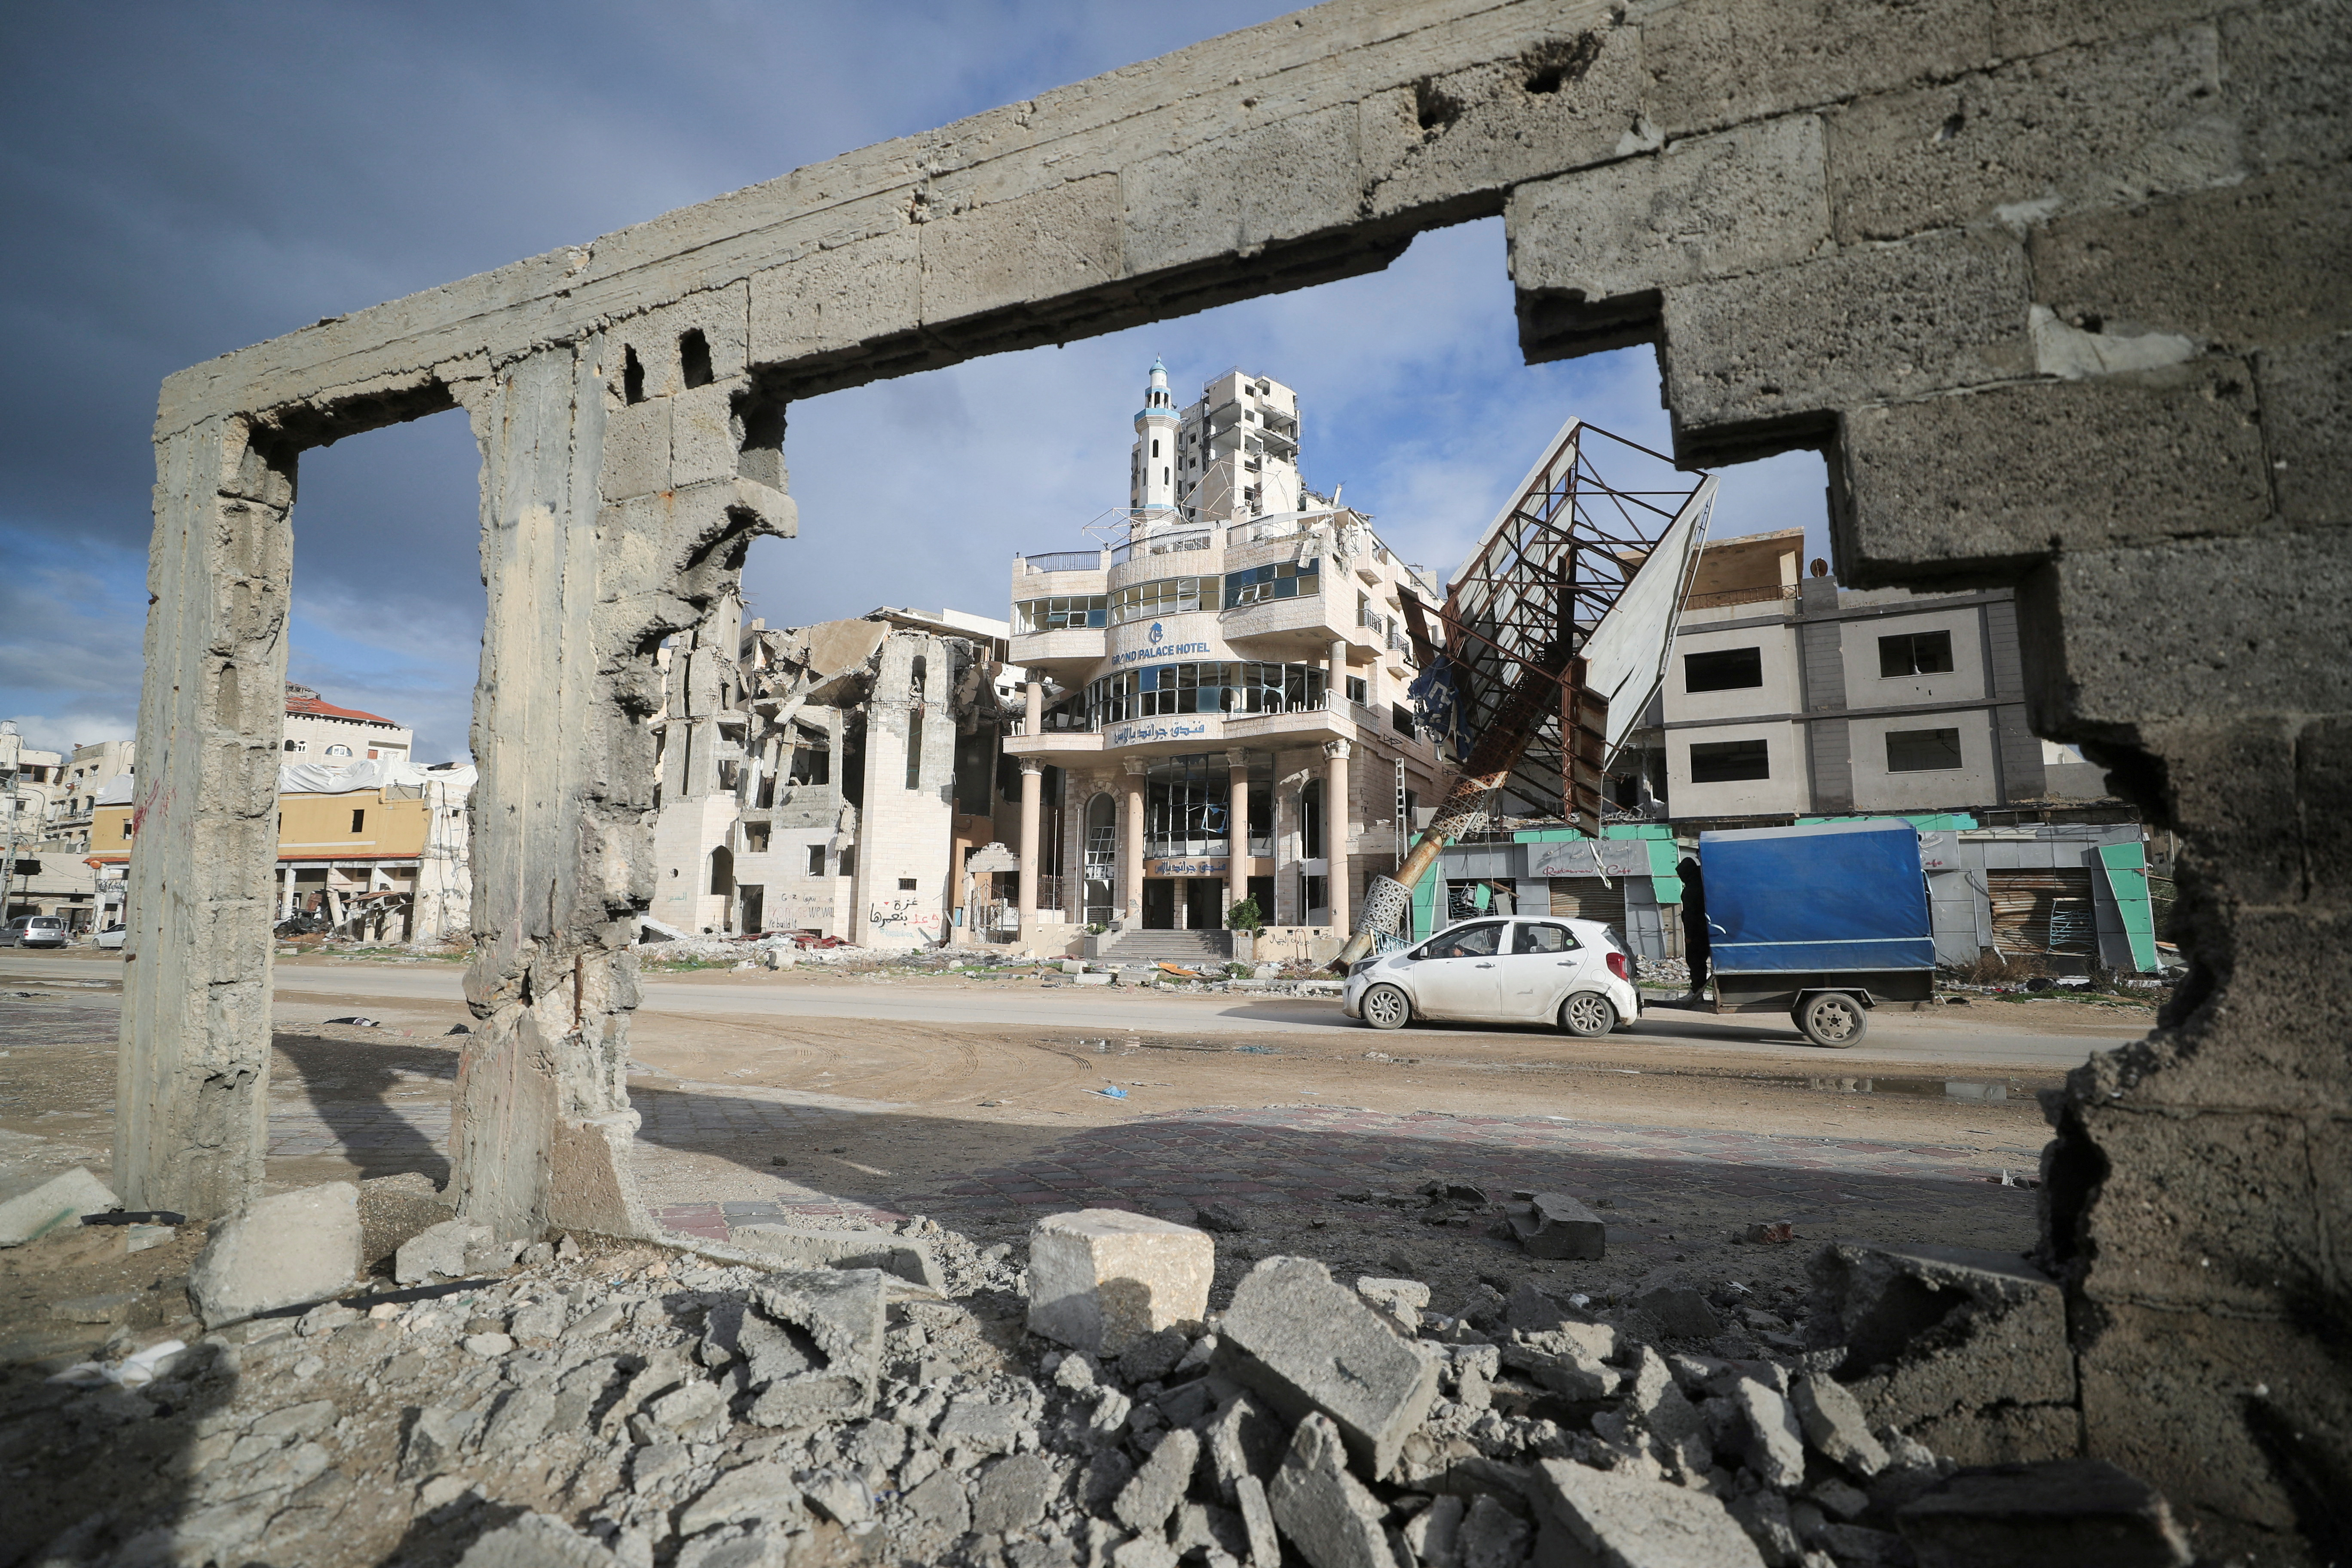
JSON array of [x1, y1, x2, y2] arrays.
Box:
[[1130, 356, 1179, 513]]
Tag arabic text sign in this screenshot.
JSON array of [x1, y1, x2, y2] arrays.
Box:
[[1526, 839, 1654, 879]]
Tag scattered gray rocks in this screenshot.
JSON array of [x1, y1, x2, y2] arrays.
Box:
[[15, 1192, 2188, 1568], [1495, 1190, 1606, 1261]]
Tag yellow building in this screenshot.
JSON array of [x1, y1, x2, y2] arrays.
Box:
[[92, 759, 474, 942]]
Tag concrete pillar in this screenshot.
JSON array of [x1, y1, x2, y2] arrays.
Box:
[[1329, 637, 1349, 709], [1121, 758, 1147, 928], [280, 865, 295, 920], [1324, 738, 1351, 935], [1017, 757, 1042, 946], [451, 334, 790, 1241], [115, 416, 294, 1220], [1224, 748, 1250, 917]]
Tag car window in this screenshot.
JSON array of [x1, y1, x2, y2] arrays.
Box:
[[1420, 922, 1503, 960], [1512, 922, 1579, 955]]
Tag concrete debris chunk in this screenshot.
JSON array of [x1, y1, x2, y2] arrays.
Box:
[[1207, 1392, 1286, 1502], [1401, 1493, 1464, 1568], [744, 1268, 885, 1426], [1633, 1285, 1722, 1340], [1265, 1413, 1401, 1568], [187, 1182, 360, 1327], [1724, 1488, 1803, 1565], [1500, 1192, 1605, 1260], [901, 1468, 969, 1540], [453, 1510, 619, 1567], [677, 1461, 805, 1536], [731, 1222, 943, 1289], [973, 1452, 1057, 1535], [396, 1218, 492, 1286], [1115, 1426, 1200, 1535], [1194, 1200, 1252, 1233], [1216, 1256, 1440, 1481], [1234, 1472, 1281, 1568], [937, 1395, 1027, 1455], [0, 1167, 122, 1246], [1027, 1209, 1212, 1355], [1894, 1459, 2193, 1568], [1117, 1324, 1193, 1383], [1534, 1458, 1767, 1568], [1457, 1494, 1528, 1568], [1628, 1346, 1704, 1444], [1791, 1373, 1888, 1478], [401, 1403, 479, 1479], [1734, 1377, 1809, 1488], [797, 1467, 872, 1525], [1355, 1277, 1430, 1335], [1804, 1242, 2073, 1463]]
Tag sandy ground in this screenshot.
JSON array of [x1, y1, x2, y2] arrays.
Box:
[[1, 952, 2157, 1355]]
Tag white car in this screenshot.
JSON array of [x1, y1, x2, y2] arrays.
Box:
[[94, 923, 128, 950], [1342, 916, 1641, 1036]]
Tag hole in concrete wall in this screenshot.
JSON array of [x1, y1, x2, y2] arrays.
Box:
[[680, 329, 714, 389], [624, 345, 647, 405], [1522, 34, 1601, 95], [1414, 77, 1462, 134]]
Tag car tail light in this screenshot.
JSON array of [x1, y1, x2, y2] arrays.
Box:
[[1606, 952, 1630, 981]]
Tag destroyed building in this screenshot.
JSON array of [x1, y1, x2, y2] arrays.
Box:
[[113, 0, 2350, 1554], [647, 596, 1022, 947], [1007, 361, 1449, 961]]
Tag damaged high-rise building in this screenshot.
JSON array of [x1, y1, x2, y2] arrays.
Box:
[[120, 2, 2349, 1553], [646, 596, 1022, 947]]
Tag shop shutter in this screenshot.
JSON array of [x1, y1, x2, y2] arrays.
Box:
[[1987, 868, 2097, 956], [1549, 877, 1626, 934]]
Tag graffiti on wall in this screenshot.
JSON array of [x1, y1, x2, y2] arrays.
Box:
[[867, 895, 941, 945]]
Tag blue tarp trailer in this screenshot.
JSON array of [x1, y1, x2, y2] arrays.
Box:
[[1690, 819, 1936, 1046]]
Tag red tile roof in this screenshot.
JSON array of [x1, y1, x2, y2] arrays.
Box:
[[284, 691, 401, 726]]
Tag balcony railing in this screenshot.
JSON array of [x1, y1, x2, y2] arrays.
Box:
[[1147, 836, 1230, 859], [1020, 550, 1106, 573], [1109, 529, 1213, 565]]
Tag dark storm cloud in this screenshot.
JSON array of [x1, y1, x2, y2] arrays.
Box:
[[0, 2, 1831, 762]]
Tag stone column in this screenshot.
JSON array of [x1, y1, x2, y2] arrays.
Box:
[[1214, 749, 1243, 920], [453, 330, 792, 1241], [1017, 757, 1043, 947], [1324, 738, 1352, 935], [1121, 758, 1148, 928], [115, 416, 294, 1221], [1329, 637, 1349, 709]]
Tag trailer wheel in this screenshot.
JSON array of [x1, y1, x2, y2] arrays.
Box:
[[1559, 991, 1618, 1038], [1361, 984, 1412, 1031], [1796, 992, 1867, 1047]]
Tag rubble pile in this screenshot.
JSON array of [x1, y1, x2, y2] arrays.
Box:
[[6, 1200, 2184, 1568]]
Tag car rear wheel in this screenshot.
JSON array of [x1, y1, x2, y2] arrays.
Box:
[[1559, 991, 1617, 1038], [1795, 992, 1867, 1047], [1361, 983, 1412, 1031]]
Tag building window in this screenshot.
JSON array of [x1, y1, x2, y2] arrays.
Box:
[[1684, 647, 1764, 692], [1689, 739, 1770, 783], [1109, 577, 1208, 625], [1346, 677, 1368, 705], [1300, 779, 1325, 859], [897, 877, 917, 891], [1014, 594, 1108, 632], [350, 809, 365, 833], [325, 744, 351, 757], [905, 708, 924, 790], [1223, 557, 1320, 607], [839, 848, 856, 879], [1880, 629, 1955, 677], [743, 823, 770, 852], [121, 820, 132, 840], [283, 739, 296, 752], [806, 844, 826, 876], [1885, 727, 1965, 772]]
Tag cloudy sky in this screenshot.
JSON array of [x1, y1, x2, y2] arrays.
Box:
[[0, 2, 1826, 765]]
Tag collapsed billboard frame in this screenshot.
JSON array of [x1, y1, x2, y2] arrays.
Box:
[[1343, 418, 1713, 967]]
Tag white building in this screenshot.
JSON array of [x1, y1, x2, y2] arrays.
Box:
[[1008, 361, 1446, 959], [282, 683, 413, 763]]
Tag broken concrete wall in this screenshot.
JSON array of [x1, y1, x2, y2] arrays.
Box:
[[132, 2, 2347, 1551]]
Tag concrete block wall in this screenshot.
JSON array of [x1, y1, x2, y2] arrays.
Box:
[[849, 633, 958, 947], [132, 3, 2345, 1550]]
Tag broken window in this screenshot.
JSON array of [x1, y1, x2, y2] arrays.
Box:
[[1109, 577, 1206, 625], [1346, 677, 1368, 704], [1879, 629, 1954, 677], [904, 708, 924, 789], [897, 876, 917, 891], [1689, 739, 1770, 783], [1223, 557, 1320, 607], [743, 823, 770, 852], [1885, 727, 1964, 772], [1015, 594, 1108, 632], [679, 328, 714, 389], [787, 745, 829, 785], [838, 848, 856, 879], [805, 844, 825, 876], [1683, 646, 1763, 692]]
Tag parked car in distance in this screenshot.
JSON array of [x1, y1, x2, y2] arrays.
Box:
[[1, 915, 69, 949], [1341, 915, 1640, 1035], [94, 923, 128, 950]]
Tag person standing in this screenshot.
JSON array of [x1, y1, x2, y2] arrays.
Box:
[[1677, 855, 1711, 1003]]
